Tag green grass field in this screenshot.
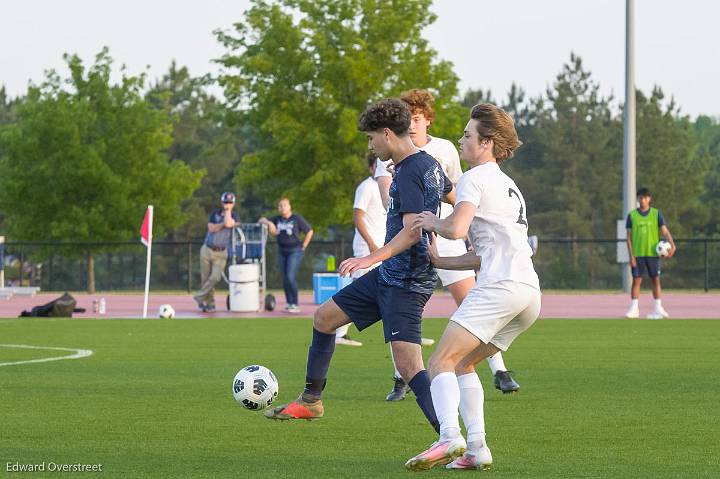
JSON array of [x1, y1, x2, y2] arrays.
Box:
[[1, 317, 719, 478]]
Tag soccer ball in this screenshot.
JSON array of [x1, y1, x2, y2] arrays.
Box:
[[158, 304, 175, 319], [656, 240, 672, 257], [232, 365, 279, 411]]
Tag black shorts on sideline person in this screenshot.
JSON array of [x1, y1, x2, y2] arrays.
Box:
[[632, 256, 661, 279]]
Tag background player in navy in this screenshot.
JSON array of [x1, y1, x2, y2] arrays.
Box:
[[265, 99, 453, 431]]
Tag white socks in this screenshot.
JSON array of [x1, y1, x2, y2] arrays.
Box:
[[654, 299, 662, 311], [430, 372, 462, 441], [486, 352, 507, 375], [458, 372, 486, 450], [335, 323, 349, 338], [630, 299, 639, 309]]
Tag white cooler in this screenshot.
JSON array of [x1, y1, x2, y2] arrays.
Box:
[[228, 264, 260, 312]]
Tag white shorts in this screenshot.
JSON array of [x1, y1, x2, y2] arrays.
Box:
[[450, 280, 541, 351], [434, 236, 475, 287]]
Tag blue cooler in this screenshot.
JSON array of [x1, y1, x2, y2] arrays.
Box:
[[313, 273, 352, 304]]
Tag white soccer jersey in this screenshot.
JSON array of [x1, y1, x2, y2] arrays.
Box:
[[455, 162, 540, 289], [374, 135, 462, 219], [352, 176, 387, 256]]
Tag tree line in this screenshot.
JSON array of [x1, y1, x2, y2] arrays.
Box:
[[1, 0, 719, 291]]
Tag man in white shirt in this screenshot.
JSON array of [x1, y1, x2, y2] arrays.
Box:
[[336, 153, 387, 346], [376, 90, 520, 401], [405, 103, 541, 471]]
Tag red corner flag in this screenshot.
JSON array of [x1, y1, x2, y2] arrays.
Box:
[[140, 205, 154, 318], [140, 206, 153, 247]]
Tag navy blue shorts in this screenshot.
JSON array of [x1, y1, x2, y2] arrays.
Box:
[[331, 268, 430, 344], [632, 257, 661, 278]]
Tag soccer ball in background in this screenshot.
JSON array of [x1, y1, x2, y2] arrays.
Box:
[[232, 365, 279, 411], [656, 240, 672, 257], [158, 304, 175, 319]]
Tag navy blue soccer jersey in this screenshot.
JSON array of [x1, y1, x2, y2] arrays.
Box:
[[379, 151, 452, 294]]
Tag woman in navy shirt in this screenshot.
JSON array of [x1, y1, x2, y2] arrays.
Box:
[[259, 198, 314, 313]]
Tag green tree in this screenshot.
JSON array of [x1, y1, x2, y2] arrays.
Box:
[[634, 88, 709, 236], [505, 55, 621, 287], [517, 54, 620, 240], [0, 49, 203, 292], [147, 62, 261, 239], [694, 115, 720, 235], [216, 0, 461, 229]]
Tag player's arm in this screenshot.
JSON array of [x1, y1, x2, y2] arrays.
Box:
[[660, 225, 677, 258], [411, 202, 476, 240], [353, 208, 380, 252], [443, 185, 456, 206], [339, 213, 420, 276], [377, 176, 391, 210], [374, 160, 393, 210], [258, 217, 278, 236], [427, 233, 480, 270], [626, 229, 636, 267]]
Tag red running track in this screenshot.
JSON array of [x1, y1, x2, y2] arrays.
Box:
[[1, 291, 718, 320]]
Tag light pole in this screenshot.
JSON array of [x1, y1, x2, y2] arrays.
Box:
[[622, 0, 636, 292]]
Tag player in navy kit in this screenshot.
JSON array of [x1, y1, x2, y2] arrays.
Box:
[[265, 99, 453, 433]]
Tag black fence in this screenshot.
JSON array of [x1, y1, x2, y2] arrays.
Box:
[[1, 238, 719, 292]]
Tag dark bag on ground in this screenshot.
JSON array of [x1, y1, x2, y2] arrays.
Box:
[[19, 292, 85, 317]]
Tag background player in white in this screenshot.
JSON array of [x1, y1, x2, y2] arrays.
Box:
[[335, 152, 387, 346], [377, 90, 520, 401], [405, 103, 541, 471]]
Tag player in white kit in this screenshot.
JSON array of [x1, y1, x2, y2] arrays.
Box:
[[335, 153, 387, 346], [404, 103, 541, 471], [376, 90, 520, 401]]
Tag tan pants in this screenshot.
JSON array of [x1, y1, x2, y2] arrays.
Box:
[[195, 244, 228, 306]]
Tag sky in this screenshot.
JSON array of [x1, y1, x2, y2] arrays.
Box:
[[1, 0, 718, 117]]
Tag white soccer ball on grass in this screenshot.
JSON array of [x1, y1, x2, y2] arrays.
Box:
[[158, 304, 175, 319], [232, 365, 279, 411]]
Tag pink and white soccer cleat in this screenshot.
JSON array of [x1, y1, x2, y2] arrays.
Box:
[[404, 436, 467, 471], [446, 446, 493, 470]]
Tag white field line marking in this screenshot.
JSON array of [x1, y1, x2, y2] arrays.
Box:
[[0, 344, 93, 367]]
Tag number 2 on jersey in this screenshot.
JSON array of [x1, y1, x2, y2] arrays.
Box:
[[508, 188, 528, 227]]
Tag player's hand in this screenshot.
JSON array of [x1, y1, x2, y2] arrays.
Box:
[[630, 256, 637, 268], [338, 256, 373, 277], [411, 211, 440, 232], [667, 246, 676, 258]]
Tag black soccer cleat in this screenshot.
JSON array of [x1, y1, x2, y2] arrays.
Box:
[[386, 376, 410, 401], [494, 370, 520, 394]]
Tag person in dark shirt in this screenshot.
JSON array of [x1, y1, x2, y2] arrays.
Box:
[[265, 99, 454, 434], [193, 192, 238, 312], [259, 198, 314, 313]]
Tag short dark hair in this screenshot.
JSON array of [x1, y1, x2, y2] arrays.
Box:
[[637, 187, 652, 198], [366, 151, 378, 169], [358, 99, 410, 136]]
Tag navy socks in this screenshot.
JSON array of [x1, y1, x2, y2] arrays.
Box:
[[409, 370, 440, 433], [302, 328, 336, 402]]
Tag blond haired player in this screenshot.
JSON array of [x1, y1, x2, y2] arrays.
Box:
[[405, 104, 541, 471]]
